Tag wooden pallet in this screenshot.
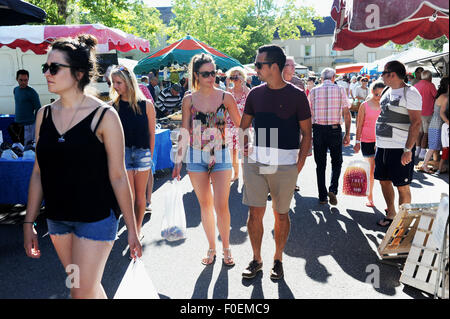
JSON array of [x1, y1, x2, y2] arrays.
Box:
[[378, 203, 440, 259], [399, 197, 449, 298]]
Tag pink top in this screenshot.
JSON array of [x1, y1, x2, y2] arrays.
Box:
[[139, 84, 154, 104], [360, 101, 381, 143], [414, 80, 437, 116]]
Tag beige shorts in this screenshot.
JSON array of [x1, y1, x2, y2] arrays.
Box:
[[420, 115, 432, 133], [242, 161, 298, 214]]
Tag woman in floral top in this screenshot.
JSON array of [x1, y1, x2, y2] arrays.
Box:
[[226, 67, 250, 181], [172, 54, 241, 266]]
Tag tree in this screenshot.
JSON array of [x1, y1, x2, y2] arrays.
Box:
[[27, 0, 165, 47], [167, 0, 322, 64], [415, 36, 448, 53]]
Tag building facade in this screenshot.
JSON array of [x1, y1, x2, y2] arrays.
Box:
[[272, 17, 398, 74]]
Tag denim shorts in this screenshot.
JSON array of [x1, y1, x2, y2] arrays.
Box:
[[185, 146, 232, 173], [125, 146, 153, 171], [46, 210, 119, 242]]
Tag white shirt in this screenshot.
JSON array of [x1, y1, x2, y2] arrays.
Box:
[[376, 86, 422, 149]]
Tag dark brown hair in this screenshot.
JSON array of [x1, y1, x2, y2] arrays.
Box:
[[50, 34, 98, 91], [188, 53, 215, 91]]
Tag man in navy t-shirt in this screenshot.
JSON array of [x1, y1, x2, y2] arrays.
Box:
[[240, 44, 312, 281], [13, 69, 41, 145]]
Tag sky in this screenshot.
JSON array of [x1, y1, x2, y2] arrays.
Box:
[[146, 0, 334, 17]]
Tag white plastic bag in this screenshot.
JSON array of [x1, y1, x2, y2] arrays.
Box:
[[342, 160, 370, 197], [114, 258, 159, 299], [161, 179, 186, 241]]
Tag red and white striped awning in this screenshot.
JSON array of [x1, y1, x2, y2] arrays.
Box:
[[0, 24, 150, 54], [331, 0, 449, 50]]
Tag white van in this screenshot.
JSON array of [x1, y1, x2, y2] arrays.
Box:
[[0, 46, 116, 114]]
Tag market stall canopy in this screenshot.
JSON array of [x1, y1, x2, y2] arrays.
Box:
[[331, 0, 449, 50], [0, 24, 150, 54], [0, 0, 46, 25], [360, 47, 436, 75], [134, 35, 242, 74], [335, 62, 364, 74]]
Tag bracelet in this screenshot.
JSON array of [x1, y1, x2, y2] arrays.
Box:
[[355, 140, 361, 144], [23, 221, 36, 226]]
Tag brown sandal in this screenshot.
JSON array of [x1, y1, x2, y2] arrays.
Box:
[[201, 249, 216, 266]]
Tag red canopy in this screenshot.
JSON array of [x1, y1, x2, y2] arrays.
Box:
[[335, 63, 364, 74], [0, 24, 150, 54], [331, 0, 449, 50]]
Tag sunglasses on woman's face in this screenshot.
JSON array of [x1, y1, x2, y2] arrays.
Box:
[[198, 70, 216, 78], [42, 62, 72, 75], [230, 76, 239, 81]]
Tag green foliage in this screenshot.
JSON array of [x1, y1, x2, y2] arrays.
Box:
[[392, 35, 448, 53], [167, 0, 321, 64], [414, 36, 448, 53], [27, 0, 165, 47]]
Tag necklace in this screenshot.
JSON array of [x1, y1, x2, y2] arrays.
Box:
[[57, 95, 86, 143]]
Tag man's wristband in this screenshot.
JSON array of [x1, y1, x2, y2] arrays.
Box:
[[403, 147, 412, 153], [355, 140, 361, 144]]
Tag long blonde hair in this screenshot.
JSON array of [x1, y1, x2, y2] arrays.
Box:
[[109, 65, 145, 114]]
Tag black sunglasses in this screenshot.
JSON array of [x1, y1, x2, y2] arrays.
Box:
[[42, 62, 72, 75], [197, 70, 216, 78], [254, 61, 274, 69], [381, 70, 393, 76], [230, 76, 239, 81]]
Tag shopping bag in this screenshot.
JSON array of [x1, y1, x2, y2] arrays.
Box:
[[113, 257, 159, 299], [342, 160, 370, 197], [161, 179, 186, 241]]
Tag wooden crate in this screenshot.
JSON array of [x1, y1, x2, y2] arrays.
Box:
[[378, 203, 440, 259], [399, 197, 449, 299]]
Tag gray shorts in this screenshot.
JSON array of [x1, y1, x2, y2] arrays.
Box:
[[420, 115, 432, 133], [242, 161, 298, 214]]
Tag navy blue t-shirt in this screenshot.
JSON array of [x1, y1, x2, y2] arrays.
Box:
[[244, 83, 311, 150]]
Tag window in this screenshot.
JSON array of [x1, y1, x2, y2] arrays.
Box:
[[367, 52, 376, 63], [305, 45, 312, 57]]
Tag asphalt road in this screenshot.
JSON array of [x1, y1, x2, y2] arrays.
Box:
[[0, 123, 448, 300]]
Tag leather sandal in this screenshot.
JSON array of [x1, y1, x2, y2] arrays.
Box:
[[201, 249, 216, 266], [222, 247, 235, 267]]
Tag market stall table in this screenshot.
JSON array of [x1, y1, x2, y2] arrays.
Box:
[[0, 114, 15, 144], [0, 128, 173, 204]]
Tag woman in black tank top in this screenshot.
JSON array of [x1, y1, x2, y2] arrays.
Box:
[[23, 35, 142, 299], [109, 65, 156, 239]]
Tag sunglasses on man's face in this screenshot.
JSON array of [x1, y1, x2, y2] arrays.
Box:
[[42, 62, 72, 75], [361, 79, 368, 82], [254, 61, 274, 69], [198, 71, 216, 78]]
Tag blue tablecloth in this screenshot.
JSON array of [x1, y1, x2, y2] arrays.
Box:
[[0, 158, 34, 205], [0, 115, 15, 144], [0, 129, 173, 204], [153, 128, 173, 173]]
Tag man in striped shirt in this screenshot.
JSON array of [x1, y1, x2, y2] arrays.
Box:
[[308, 68, 351, 205], [154, 83, 182, 118]]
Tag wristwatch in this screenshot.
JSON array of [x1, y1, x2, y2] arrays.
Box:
[[403, 147, 412, 153]]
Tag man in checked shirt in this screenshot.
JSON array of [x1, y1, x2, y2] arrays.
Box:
[[308, 68, 351, 205]]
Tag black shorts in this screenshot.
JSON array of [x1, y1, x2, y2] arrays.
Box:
[[361, 142, 376, 157], [374, 147, 415, 187]]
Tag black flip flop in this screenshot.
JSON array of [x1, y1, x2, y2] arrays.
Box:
[[377, 217, 393, 227]]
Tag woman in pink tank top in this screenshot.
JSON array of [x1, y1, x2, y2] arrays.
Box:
[[353, 82, 386, 207]]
